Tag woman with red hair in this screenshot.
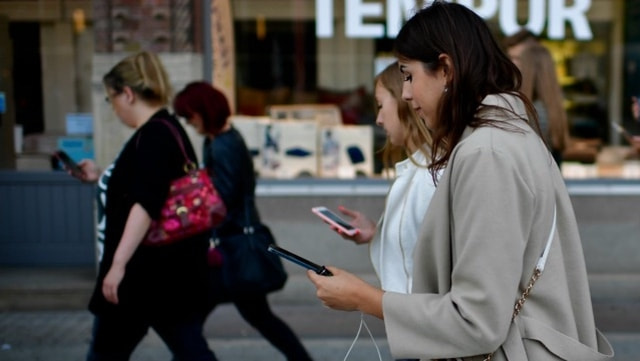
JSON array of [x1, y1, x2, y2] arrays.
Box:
[[173, 81, 314, 361]]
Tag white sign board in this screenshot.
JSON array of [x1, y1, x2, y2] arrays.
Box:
[[316, 0, 593, 40]]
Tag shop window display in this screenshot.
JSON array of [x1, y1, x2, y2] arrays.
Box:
[[2, 0, 639, 179]]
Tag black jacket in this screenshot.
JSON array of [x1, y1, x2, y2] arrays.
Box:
[[203, 126, 261, 236], [89, 110, 210, 318]]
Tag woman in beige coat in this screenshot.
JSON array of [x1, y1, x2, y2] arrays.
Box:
[[308, 2, 613, 360]]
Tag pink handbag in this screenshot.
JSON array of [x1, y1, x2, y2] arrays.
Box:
[[142, 119, 227, 246]]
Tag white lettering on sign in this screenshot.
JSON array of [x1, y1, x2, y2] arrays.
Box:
[[346, 0, 384, 38], [548, 0, 592, 40], [316, 0, 334, 37], [316, 0, 593, 40], [457, 0, 498, 18], [499, 0, 546, 36], [386, 0, 417, 37]]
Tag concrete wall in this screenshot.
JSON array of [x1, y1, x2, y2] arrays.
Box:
[[257, 179, 640, 304], [1, 174, 639, 305], [0, 171, 95, 267], [571, 192, 640, 303]]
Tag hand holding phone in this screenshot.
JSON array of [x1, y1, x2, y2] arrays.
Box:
[[267, 244, 333, 276], [53, 150, 84, 178], [610, 121, 633, 143], [311, 206, 359, 236]]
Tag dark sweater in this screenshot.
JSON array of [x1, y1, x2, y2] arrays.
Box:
[[89, 109, 209, 319], [203, 126, 261, 236]]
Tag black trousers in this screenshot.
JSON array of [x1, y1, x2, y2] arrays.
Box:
[[209, 293, 313, 361], [86, 311, 216, 361]]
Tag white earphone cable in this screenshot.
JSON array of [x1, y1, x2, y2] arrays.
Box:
[[343, 312, 383, 361]]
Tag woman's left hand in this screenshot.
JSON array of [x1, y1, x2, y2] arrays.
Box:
[[102, 264, 125, 304], [307, 267, 384, 318], [77, 159, 101, 183]]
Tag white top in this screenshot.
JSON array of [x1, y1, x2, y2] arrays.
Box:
[[370, 149, 436, 293]]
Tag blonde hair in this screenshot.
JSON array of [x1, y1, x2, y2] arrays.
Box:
[[375, 62, 432, 172], [518, 45, 568, 151], [103, 51, 172, 105]]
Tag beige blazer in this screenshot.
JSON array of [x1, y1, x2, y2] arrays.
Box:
[[382, 94, 614, 361]]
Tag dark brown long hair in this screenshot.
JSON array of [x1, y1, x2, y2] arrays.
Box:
[[394, 1, 538, 180]]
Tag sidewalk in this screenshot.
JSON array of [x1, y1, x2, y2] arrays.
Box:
[[0, 306, 392, 361], [2, 306, 639, 361], [0, 267, 639, 360], [0, 267, 391, 361]]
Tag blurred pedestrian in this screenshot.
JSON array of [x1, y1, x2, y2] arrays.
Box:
[[173, 81, 314, 361], [75, 51, 216, 360], [505, 28, 570, 166], [308, 2, 614, 360]]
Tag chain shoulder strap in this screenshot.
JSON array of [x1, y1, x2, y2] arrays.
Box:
[[483, 206, 557, 361]]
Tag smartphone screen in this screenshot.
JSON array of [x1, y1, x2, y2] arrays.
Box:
[[267, 244, 332, 276], [311, 206, 359, 236]]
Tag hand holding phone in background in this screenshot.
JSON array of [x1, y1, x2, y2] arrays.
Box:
[[53, 150, 84, 178], [610, 121, 634, 143], [611, 117, 640, 157], [74, 159, 102, 183], [53, 150, 102, 183]]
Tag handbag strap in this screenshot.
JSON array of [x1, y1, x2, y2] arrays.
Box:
[[208, 130, 257, 237], [240, 194, 254, 235], [484, 205, 557, 361], [155, 118, 195, 169], [237, 131, 257, 234], [240, 174, 257, 235], [134, 117, 196, 174]]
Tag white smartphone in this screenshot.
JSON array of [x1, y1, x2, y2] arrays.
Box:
[[311, 206, 359, 236]]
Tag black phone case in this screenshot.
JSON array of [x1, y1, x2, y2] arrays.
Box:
[[54, 150, 82, 176], [267, 244, 332, 276]]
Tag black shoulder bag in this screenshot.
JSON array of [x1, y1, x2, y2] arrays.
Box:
[[211, 163, 287, 297]]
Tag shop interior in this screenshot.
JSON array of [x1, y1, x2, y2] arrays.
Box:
[[2, 0, 639, 179]]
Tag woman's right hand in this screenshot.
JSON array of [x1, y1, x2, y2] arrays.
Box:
[[333, 205, 376, 245], [307, 267, 384, 318], [76, 159, 101, 183], [102, 263, 125, 304]]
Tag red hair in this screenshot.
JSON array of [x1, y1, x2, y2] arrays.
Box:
[[173, 81, 231, 135]]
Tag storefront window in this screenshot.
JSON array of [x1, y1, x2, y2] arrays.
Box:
[[1, 0, 638, 179], [226, 0, 640, 180]]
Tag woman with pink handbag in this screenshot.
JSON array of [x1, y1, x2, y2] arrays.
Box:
[[71, 51, 217, 361]]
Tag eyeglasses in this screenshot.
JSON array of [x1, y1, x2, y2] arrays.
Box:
[[104, 91, 122, 104]]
